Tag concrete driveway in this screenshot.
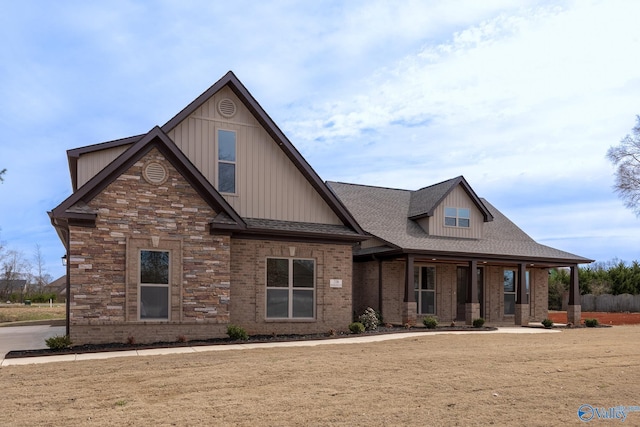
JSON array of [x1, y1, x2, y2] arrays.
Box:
[[0, 325, 66, 359]]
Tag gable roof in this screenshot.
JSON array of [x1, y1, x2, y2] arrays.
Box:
[[408, 176, 493, 221], [51, 126, 246, 231], [64, 71, 364, 236], [328, 181, 593, 265]]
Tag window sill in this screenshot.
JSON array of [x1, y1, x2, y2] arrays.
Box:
[[264, 318, 316, 323]]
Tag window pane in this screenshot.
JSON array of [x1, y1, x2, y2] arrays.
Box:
[[458, 218, 470, 228], [426, 267, 435, 290], [140, 250, 169, 284], [266, 289, 289, 318], [458, 208, 470, 219], [504, 294, 515, 315], [293, 259, 314, 288], [503, 270, 516, 293], [422, 291, 435, 314], [140, 286, 168, 319], [218, 162, 235, 193], [421, 267, 428, 289], [292, 290, 313, 317], [218, 130, 236, 161], [445, 217, 457, 226], [267, 259, 288, 287], [444, 207, 457, 217]]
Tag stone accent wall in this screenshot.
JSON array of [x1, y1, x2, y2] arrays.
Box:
[[68, 148, 231, 344], [531, 268, 549, 321], [230, 239, 353, 335]]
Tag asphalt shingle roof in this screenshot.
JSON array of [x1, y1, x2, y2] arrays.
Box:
[[327, 181, 592, 264]]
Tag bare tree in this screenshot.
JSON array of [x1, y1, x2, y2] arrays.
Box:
[[32, 244, 52, 292], [0, 168, 5, 183], [1, 249, 32, 300], [607, 115, 640, 216]]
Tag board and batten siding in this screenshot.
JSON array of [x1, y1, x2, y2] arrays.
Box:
[[167, 86, 342, 225], [429, 185, 484, 239], [77, 145, 132, 189]]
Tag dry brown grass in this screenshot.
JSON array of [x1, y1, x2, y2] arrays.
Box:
[[1, 326, 640, 426], [0, 304, 65, 323]]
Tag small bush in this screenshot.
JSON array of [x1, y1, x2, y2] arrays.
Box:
[[126, 335, 136, 345], [585, 318, 599, 328], [45, 335, 72, 350], [349, 322, 365, 334], [176, 335, 187, 343], [541, 318, 554, 328], [358, 307, 379, 330], [422, 316, 438, 329], [226, 324, 249, 340], [472, 318, 485, 328]]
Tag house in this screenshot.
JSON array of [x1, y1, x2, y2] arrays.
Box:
[[49, 71, 591, 345], [0, 279, 28, 301], [43, 276, 67, 302]]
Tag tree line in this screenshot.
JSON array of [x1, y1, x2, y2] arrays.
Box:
[[549, 259, 640, 310]]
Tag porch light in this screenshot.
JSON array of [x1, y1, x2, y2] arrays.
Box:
[[61, 255, 67, 267]]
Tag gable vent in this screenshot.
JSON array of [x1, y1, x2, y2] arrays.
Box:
[[217, 98, 237, 118], [143, 162, 168, 185]]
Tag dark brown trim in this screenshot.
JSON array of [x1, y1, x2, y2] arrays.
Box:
[[467, 260, 478, 304], [354, 248, 592, 267], [568, 264, 579, 305], [404, 254, 415, 303], [161, 71, 365, 236], [67, 134, 144, 192], [230, 230, 363, 245], [51, 126, 246, 229], [517, 262, 527, 304], [409, 176, 494, 222]]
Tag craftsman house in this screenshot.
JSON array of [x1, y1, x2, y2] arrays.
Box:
[[50, 71, 591, 344]]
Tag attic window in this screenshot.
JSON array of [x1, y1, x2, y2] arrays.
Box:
[[217, 98, 237, 118], [444, 207, 470, 228], [143, 162, 168, 185]]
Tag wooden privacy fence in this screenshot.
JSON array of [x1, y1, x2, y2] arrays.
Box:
[[563, 293, 640, 312]]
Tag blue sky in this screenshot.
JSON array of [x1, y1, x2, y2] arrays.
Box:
[[1, 0, 639, 281]]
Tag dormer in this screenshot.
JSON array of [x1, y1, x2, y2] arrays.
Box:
[[408, 176, 493, 239]]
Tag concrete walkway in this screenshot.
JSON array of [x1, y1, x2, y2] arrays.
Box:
[[0, 327, 559, 367]]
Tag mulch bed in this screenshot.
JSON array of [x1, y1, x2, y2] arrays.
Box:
[[548, 311, 640, 326], [5, 325, 496, 359]]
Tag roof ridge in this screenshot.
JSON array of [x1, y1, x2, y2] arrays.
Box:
[[327, 181, 412, 193]]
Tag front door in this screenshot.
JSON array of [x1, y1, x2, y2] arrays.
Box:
[[456, 267, 484, 321]]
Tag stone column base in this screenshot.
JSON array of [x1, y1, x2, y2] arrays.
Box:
[[465, 303, 480, 325], [402, 302, 417, 326], [515, 304, 529, 326], [567, 304, 581, 326]]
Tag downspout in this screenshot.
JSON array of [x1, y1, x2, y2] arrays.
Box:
[[65, 226, 70, 337]]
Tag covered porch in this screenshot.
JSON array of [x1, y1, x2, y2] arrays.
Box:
[[353, 253, 582, 327]]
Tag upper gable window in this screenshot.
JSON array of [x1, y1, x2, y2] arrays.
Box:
[[217, 129, 236, 194], [444, 207, 470, 228]]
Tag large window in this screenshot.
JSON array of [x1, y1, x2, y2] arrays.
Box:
[[266, 258, 315, 319], [444, 207, 470, 227], [414, 266, 436, 315], [140, 250, 170, 320], [217, 129, 236, 193]]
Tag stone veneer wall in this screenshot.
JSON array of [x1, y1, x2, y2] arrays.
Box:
[[68, 148, 230, 344], [230, 239, 353, 335]]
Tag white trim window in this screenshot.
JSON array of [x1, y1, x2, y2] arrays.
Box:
[[217, 129, 236, 194], [503, 269, 516, 315], [140, 250, 170, 320], [266, 258, 315, 319], [414, 266, 436, 315], [444, 207, 470, 228]]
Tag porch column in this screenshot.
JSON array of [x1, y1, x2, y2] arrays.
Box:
[[402, 254, 417, 325], [515, 262, 529, 326], [465, 260, 480, 325], [567, 265, 581, 325]]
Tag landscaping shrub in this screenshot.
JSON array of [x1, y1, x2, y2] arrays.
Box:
[[422, 316, 438, 329], [541, 318, 554, 328], [349, 322, 365, 334], [472, 318, 485, 328], [226, 324, 249, 340], [358, 307, 379, 330], [45, 335, 72, 350], [585, 318, 599, 328]]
